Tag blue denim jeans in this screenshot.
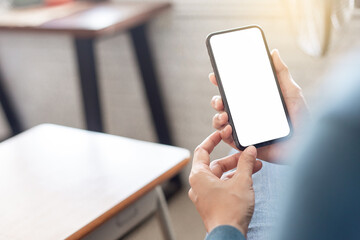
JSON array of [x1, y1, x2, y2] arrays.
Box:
[[230, 149, 289, 240], [248, 160, 289, 240]]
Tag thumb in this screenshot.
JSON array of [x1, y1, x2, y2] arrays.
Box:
[[271, 49, 288, 75], [235, 146, 257, 177], [271, 49, 301, 94]]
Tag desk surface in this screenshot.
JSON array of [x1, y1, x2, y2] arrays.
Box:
[[0, 1, 170, 37], [0, 124, 190, 239]]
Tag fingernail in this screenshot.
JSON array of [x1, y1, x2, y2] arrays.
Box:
[[246, 146, 257, 157]]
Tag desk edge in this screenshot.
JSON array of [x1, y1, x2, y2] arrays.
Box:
[[0, 2, 171, 38], [65, 156, 190, 240]]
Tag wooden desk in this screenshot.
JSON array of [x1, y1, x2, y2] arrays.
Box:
[[0, 2, 173, 146], [0, 124, 190, 239]]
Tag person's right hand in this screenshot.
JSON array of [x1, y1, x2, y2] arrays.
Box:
[[210, 49, 309, 163], [189, 131, 261, 236]]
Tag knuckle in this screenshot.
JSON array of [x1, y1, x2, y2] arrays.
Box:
[[188, 188, 192, 197], [188, 188, 197, 203], [284, 64, 289, 71], [282, 64, 289, 72], [194, 145, 202, 154], [211, 160, 226, 173], [291, 85, 303, 96], [188, 173, 195, 186], [246, 176, 253, 186], [239, 175, 253, 185], [209, 159, 217, 168], [278, 65, 289, 76], [189, 169, 202, 186], [210, 160, 218, 170]]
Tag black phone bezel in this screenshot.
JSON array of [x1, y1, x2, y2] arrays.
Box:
[[206, 25, 293, 151]]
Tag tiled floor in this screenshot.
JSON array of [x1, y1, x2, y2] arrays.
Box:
[[123, 188, 205, 240]]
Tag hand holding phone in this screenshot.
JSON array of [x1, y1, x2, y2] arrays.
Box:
[[208, 27, 308, 162], [207, 25, 292, 150]]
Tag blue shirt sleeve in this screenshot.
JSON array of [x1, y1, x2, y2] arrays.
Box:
[[275, 50, 360, 240], [206, 225, 246, 240]]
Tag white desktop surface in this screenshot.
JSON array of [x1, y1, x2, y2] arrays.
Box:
[[0, 124, 190, 239]]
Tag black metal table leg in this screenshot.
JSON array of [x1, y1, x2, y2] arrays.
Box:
[[0, 69, 23, 136], [74, 37, 104, 132], [129, 24, 173, 146], [130, 24, 181, 200]]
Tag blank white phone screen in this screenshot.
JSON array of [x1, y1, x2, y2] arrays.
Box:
[[210, 27, 290, 147]]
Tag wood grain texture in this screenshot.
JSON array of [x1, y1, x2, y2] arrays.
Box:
[[0, 124, 190, 240], [0, 1, 171, 37]]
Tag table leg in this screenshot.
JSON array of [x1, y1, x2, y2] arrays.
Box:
[[156, 186, 176, 240], [0, 70, 23, 136], [129, 24, 173, 145], [130, 24, 182, 199], [74, 38, 104, 132]]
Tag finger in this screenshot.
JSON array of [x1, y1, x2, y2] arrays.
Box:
[[235, 146, 257, 177], [221, 170, 236, 180], [271, 49, 301, 93], [210, 152, 241, 178], [210, 95, 225, 111], [271, 49, 288, 76], [220, 159, 262, 180], [220, 125, 237, 149], [209, 73, 218, 86], [193, 131, 222, 167], [212, 112, 228, 130], [253, 160, 263, 174]]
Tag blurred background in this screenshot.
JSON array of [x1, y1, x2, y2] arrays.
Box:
[[0, 0, 359, 239]]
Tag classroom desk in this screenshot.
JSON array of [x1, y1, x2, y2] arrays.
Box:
[[0, 1, 173, 145], [0, 124, 190, 239]]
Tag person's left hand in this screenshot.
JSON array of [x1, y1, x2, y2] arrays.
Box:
[[210, 50, 309, 163], [188, 131, 262, 236]]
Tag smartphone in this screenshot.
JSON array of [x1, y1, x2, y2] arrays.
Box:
[[206, 25, 292, 150]]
